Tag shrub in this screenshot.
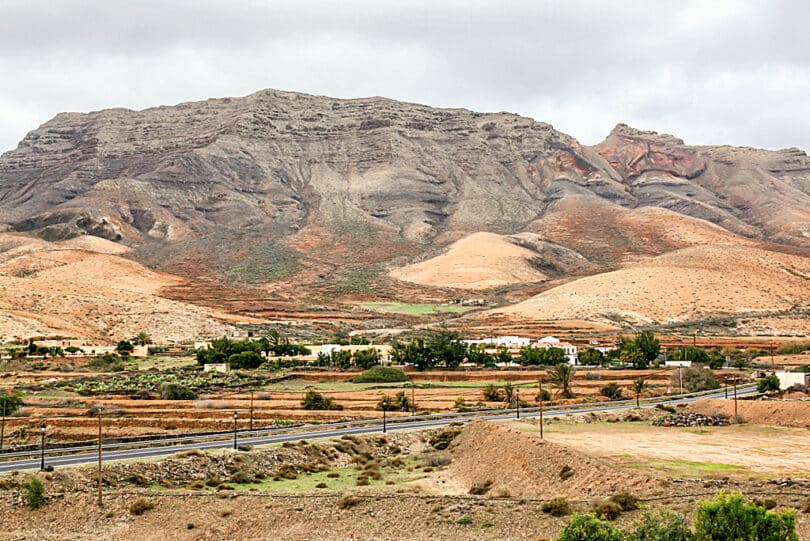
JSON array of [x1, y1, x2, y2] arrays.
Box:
[[801, 498, 810, 513], [542, 497, 571, 517], [421, 454, 451, 467], [592, 500, 623, 521], [228, 470, 253, 484], [557, 513, 624, 541], [0, 394, 24, 415], [129, 498, 155, 516], [676, 367, 719, 392], [609, 491, 639, 511], [457, 515, 473, 525], [338, 494, 361, 509], [22, 477, 45, 510], [124, 473, 150, 486], [377, 390, 410, 412], [468, 480, 493, 495], [559, 465, 574, 481], [315, 482, 328, 488], [599, 382, 623, 400], [301, 390, 343, 410], [429, 428, 461, 450], [351, 366, 409, 383], [757, 374, 780, 393], [630, 509, 693, 541], [327, 472, 340, 478], [275, 464, 299, 480], [482, 384, 501, 401], [694, 491, 798, 541], [159, 383, 197, 400]]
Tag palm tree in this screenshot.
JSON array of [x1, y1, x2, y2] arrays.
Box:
[[133, 332, 151, 346], [548, 363, 576, 399], [633, 377, 647, 408]]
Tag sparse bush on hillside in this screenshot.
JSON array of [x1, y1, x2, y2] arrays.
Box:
[[757, 374, 780, 393], [609, 491, 639, 512], [599, 382, 623, 400], [429, 428, 461, 450], [300, 389, 343, 410], [592, 500, 623, 521], [468, 479, 493, 495], [630, 509, 693, 541], [776, 342, 810, 355], [159, 383, 197, 400], [482, 383, 501, 401], [694, 492, 798, 541], [377, 390, 410, 412], [542, 497, 572, 517], [129, 498, 155, 516], [22, 477, 45, 510], [350, 366, 409, 383], [337, 494, 361, 509]]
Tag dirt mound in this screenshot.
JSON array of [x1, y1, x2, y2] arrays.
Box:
[[390, 232, 548, 289], [490, 244, 810, 329], [689, 398, 810, 428], [444, 420, 651, 498]]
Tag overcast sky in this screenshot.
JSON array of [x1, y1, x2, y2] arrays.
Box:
[[1, 0, 808, 153]]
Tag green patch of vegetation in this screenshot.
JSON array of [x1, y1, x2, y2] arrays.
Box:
[[359, 302, 475, 315], [623, 458, 748, 477], [328, 267, 384, 295], [351, 366, 410, 383], [226, 242, 301, 283]]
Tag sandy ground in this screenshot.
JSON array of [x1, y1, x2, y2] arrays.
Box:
[[0, 233, 252, 342], [390, 231, 548, 289], [533, 419, 810, 477], [491, 243, 810, 330]]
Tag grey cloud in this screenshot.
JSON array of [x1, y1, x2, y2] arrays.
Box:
[[1, 0, 808, 153]]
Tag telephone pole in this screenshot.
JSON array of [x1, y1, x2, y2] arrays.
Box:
[[97, 413, 103, 507], [538, 379, 544, 440]]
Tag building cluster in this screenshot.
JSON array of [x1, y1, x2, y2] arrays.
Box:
[[462, 335, 612, 366]]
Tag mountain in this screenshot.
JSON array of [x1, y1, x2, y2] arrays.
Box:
[[0, 89, 808, 340]]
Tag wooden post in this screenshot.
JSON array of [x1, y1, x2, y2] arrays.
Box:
[[0, 400, 6, 451], [97, 413, 103, 507], [538, 379, 544, 440], [249, 391, 254, 432], [733, 378, 738, 419]]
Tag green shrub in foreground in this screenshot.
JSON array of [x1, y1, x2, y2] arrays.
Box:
[[557, 513, 624, 541], [693, 491, 798, 541]]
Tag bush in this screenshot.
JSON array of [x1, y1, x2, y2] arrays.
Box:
[[0, 394, 23, 415], [228, 470, 253, 484], [752, 497, 777, 510], [557, 513, 624, 541], [630, 509, 693, 541], [338, 494, 361, 509], [468, 480, 493, 495], [757, 374, 780, 393], [159, 383, 197, 400], [429, 428, 461, 450], [301, 390, 343, 410], [609, 491, 639, 512], [592, 500, 623, 521], [482, 384, 501, 401], [599, 382, 623, 400], [377, 390, 410, 412], [542, 497, 572, 517], [559, 465, 574, 481], [676, 367, 719, 392], [694, 491, 798, 541], [801, 498, 810, 514], [129, 498, 155, 516], [350, 366, 409, 383], [22, 477, 45, 510], [456, 515, 473, 525]]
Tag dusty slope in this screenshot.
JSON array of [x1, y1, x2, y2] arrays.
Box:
[[439, 420, 653, 498], [490, 244, 810, 328], [390, 232, 549, 289], [0, 234, 246, 342], [690, 398, 810, 428]]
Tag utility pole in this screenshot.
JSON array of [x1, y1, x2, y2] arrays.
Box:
[[411, 382, 415, 417], [733, 378, 738, 418], [679, 365, 683, 395], [515, 388, 520, 419], [0, 401, 6, 451], [97, 413, 103, 508], [249, 391, 254, 432], [382, 397, 388, 434], [538, 379, 544, 440], [770, 342, 775, 374]]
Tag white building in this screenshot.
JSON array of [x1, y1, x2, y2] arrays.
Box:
[[775, 371, 810, 390], [534, 336, 578, 365], [463, 336, 531, 349]]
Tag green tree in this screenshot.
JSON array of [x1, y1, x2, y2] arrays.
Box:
[[620, 342, 647, 369], [301, 390, 343, 410], [635, 331, 660, 366], [557, 513, 624, 541], [693, 492, 798, 541], [631, 509, 693, 541], [352, 348, 380, 369], [599, 382, 622, 400], [519, 346, 543, 365], [227, 351, 264, 369], [115, 340, 134, 355], [578, 348, 604, 366], [426, 331, 466, 368], [548, 363, 576, 399], [543, 347, 567, 365], [0, 394, 23, 415], [676, 367, 719, 392], [132, 332, 151, 346], [757, 374, 780, 393], [377, 390, 410, 411]]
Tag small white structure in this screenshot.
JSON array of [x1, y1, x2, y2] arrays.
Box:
[[534, 336, 579, 364], [204, 363, 230, 373], [665, 360, 693, 368], [463, 336, 531, 349], [775, 370, 810, 390]]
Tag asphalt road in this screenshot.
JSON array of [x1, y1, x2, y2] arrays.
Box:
[[0, 385, 756, 473]]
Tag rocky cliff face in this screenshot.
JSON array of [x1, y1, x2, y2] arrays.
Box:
[[0, 89, 808, 299]]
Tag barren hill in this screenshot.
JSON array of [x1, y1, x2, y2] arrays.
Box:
[[490, 244, 810, 328], [0, 89, 809, 337]]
